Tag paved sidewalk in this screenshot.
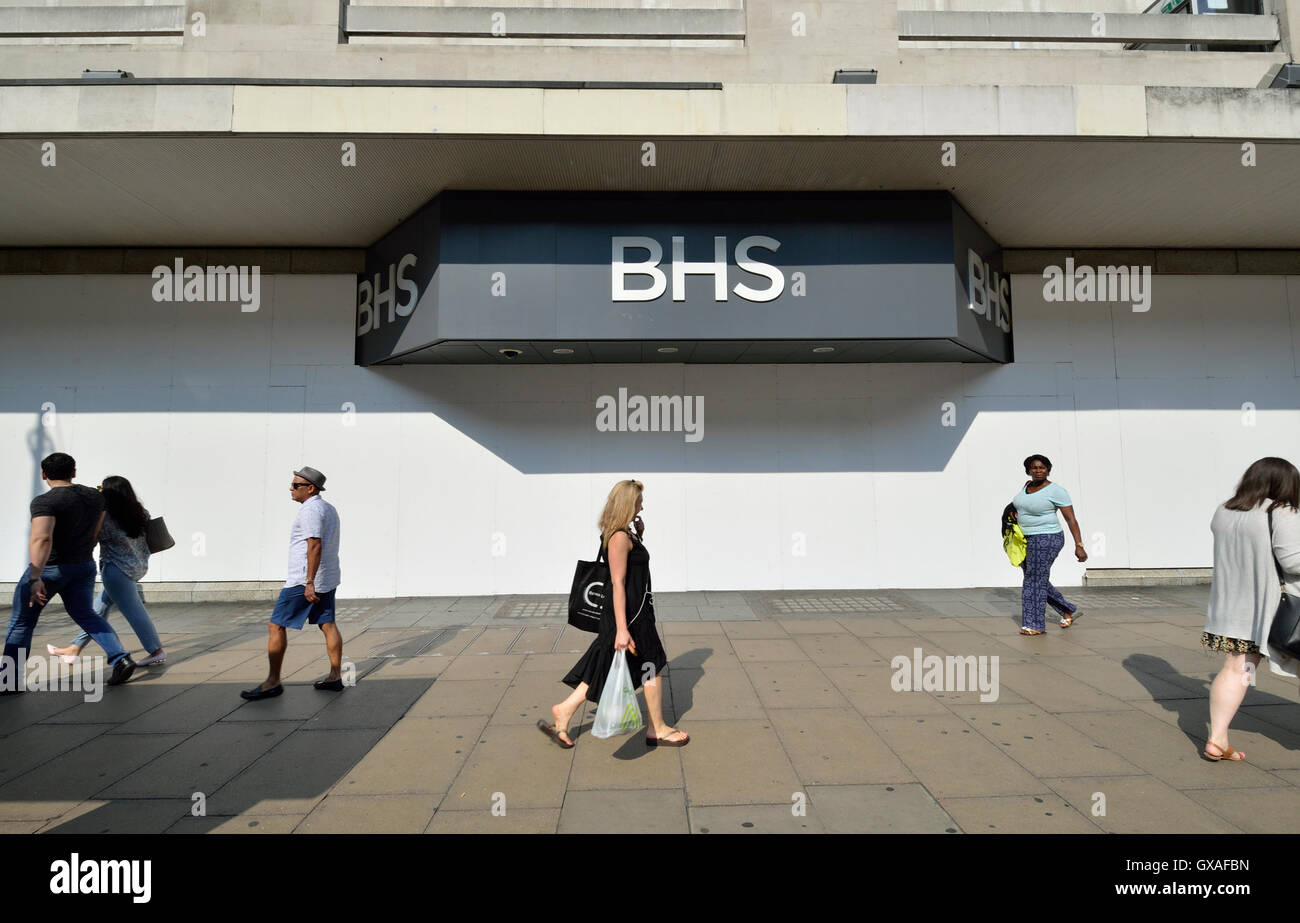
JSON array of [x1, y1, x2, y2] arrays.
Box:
[[3, 586, 1300, 834]]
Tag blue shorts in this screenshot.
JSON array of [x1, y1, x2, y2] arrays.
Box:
[[269, 585, 337, 630]]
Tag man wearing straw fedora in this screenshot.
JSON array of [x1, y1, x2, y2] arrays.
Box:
[[241, 466, 343, 700]]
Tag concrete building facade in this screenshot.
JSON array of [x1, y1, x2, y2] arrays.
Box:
[[1, 0, 1298, 599]]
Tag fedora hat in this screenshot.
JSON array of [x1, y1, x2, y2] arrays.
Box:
[[294, 466, 327, 492]]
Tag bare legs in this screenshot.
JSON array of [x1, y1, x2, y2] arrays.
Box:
[[319, 622, 343, 681], [642, 672, 686, 742], [257, 623, 287, 692], [1207, 651, 1260, 760], [550, 669, 687, 745]]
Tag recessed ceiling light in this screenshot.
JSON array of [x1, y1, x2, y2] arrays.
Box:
[[656, 347, 679, 354], [812, 346, 835, 353], [552, 348, 575, 355]]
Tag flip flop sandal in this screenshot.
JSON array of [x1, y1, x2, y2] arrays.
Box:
[[1019, 627, 1045, 636], [537, 719, 575, 749], [1060, 611, 1081, 628], [646, 731, 689, 748]]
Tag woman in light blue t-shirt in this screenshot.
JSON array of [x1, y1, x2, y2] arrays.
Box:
[[1009, 454, 1088, 635]]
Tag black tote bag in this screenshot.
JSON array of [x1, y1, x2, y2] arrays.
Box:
[[145, 516, 176, 554], [567, 542, 609, 633], [1267, 510, 1300, 658]]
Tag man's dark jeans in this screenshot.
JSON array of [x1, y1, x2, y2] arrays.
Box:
[[5, 562, 129, 672]]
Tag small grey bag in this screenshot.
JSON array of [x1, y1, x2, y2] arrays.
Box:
[[145, 516, 175, 553]]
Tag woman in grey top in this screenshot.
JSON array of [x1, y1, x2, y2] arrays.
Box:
[[48, 476, 166, 666], [1204, 457, 1300, 761]]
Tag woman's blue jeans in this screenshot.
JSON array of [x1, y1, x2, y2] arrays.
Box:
[[68, 563, 162, 654]]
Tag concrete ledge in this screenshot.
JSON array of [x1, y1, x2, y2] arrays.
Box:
[[0, 5, 185, 38], [345, 6, 745, 40], [1004, 249, 1296, 274], [0, 581, 285, 603], [1084, 568, 1213, 587], [0, 249, 364, 274], [898, 10, 1279, 46]]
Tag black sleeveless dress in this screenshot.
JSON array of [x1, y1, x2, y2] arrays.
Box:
[[563, 530, 668, 703]]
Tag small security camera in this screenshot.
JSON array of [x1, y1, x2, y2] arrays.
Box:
[[497, 348, 523, 359]]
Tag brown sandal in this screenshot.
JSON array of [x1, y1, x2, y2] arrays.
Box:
[[537, 720, 575, 749], [1019, 627, 1045, 636], [1203, 742, 1245, 762]]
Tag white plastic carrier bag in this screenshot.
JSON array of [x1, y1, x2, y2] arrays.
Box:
[[590, 649, 644, 738]]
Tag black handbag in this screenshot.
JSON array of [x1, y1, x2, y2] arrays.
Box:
[[1266, 509, 1300, 657], [145, 516, 176, 554], [567, 541, 609, 633]]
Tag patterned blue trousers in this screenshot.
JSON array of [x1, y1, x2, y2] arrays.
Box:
[[1020, 531, 1076, 631]]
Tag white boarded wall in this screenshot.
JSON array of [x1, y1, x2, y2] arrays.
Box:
[[2, 271, 1298, 597]]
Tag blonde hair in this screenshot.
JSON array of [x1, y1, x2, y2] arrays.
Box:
[[599, 479, 643, 548]]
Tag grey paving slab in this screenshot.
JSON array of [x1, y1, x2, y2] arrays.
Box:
[[689, 803, 825, 834], [425, 806, 559, 834], [658, 621, 727, 638], [438, 653, 524, 682], [768, 708, 914, 785], [722, 621, 790, 640], [1041, 776, 1241, 834], [835, 617, 922, 638], [938, 792, 1101, 834], [39, 682, 188, 725], [1127, 698, 1300, 771], [806, 783, 959, 834], [208, 727, 387, 815], [952, 704, 1141, 777], [519, 651, 584, 674], [102, 720, 299, 799], [0, 732, 189, 820], [567, 729, 685, 791], [668, 666, 764, 721], [1181, 786, 1300, 833], [0, 723, 105, 784], [105, 682, 248, 734], [297, 793, 441, 834], [792, 633, 882, 668], [491, 670, 577, 727], [304, 675, 437, 730], [41, 799, 195, 835], [995, 662, 1138, 714], [865, 715, 1049, 799], [1037, 654, 1198, 702], [441, 723, 572, 812], [334, 715, 485, 795], [511, 627, 565, 654], [167, 813, 305, 834], [1055, 710, 1289, 791], [745, 661, 851, 710], [558, 788, 688, 834], [463, 627, 526, 655], [655, 607, 702, 621], [821, 666, 956, 717], [406, 679, 511, 718], [679, 719, 801, 807]]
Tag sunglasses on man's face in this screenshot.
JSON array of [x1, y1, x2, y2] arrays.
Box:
[[291, 482, 312, 489]]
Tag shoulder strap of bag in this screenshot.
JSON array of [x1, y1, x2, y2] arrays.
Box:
[[1268, 508, 1287, 590]]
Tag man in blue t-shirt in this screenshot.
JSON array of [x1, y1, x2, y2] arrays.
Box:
[[3, 453, 136, 693]]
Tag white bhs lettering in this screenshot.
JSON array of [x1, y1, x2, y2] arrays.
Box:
[[357, 253, 418, 336], [967, 249, 1012, 333], [611, 236, 784, 303]]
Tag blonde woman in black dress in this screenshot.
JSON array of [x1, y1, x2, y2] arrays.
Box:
[[539, 479, 688, 749]]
